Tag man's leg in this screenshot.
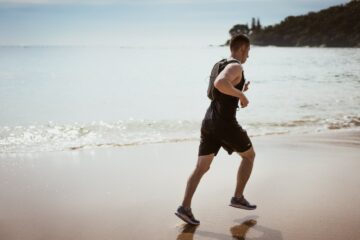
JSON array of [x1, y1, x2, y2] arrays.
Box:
[[182, 153, 215, 208], [234, 147, 256, 198]]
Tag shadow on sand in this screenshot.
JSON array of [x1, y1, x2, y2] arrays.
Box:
[[176, 215, 283, 240]]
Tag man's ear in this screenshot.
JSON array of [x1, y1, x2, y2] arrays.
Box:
[[240, 45, 247, 53]]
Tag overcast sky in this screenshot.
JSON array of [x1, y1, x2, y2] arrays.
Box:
[[0, 0, 349, 46]]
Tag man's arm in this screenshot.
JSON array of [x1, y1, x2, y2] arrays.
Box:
[[214, 63, 249, 107]]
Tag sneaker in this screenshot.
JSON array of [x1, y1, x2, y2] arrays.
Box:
[[229, 196, 257, 210], [175, 206, 200, 225]]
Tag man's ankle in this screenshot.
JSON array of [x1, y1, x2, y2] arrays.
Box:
[[181, 205, 191, 211], [234, 194, 244, 199]]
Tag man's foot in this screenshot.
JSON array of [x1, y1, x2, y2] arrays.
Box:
[[175, 206, 200, 225], [229, 196, 257, 210]]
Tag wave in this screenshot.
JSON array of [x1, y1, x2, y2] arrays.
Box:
[[1, 115, 359, 153]]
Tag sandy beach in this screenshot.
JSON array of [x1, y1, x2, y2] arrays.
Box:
[[0, 129, 359, 240]]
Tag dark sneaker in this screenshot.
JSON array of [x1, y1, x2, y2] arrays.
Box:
[[229, 196, 257, 210], [175, 206, 200, 225]]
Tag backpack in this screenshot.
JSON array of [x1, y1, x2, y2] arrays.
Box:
[[207, 58, 240, 100]]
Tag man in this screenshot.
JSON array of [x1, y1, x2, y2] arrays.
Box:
[[175, 34, 256, 225]]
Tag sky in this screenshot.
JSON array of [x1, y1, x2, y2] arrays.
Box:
[[0, 0, 350, 47]]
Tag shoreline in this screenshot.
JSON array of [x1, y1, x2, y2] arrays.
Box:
[[1, 127, 359, 156]]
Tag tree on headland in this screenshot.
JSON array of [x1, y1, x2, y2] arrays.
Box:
[[229, 24, 250, 37], [249, 0, 360, 47], [251, 17, 262, 33], [256, 18, 262, 31], [221, 24, 250, 45], [251, 18, 256, 31], [223, 1, 360, 47]]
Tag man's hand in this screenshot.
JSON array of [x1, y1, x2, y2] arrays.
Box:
[[239, 93, 249, 108], [243, 81, 250, 92]]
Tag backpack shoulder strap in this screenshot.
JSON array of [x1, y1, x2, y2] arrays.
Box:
[[218, 59, 240, 71]]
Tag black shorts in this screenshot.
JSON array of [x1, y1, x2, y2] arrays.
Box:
[[198, 119, 252, 156]]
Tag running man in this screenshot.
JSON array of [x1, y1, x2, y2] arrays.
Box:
[[175, 34, 256, 225]]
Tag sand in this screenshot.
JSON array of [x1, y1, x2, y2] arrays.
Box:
[[0, 129, 359, 240]]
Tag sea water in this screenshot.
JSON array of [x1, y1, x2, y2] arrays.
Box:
[[0, 46, 359, 153]]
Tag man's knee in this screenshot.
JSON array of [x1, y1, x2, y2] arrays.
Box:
[[195, 164, 210, 174], [195, 154, 214, 174], [249, 149, 256, 161], [246, 152, 255, 163], [238, 147, 256, 163]]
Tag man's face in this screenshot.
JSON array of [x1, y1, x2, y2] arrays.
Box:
[[240, 45, 250, 64]]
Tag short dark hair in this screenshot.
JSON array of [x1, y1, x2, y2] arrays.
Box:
[[230, 34, 250, 52]]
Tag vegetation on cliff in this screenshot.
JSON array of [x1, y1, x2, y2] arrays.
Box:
[[226, 0, 360, 47]]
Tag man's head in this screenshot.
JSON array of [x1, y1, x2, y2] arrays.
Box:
[[230, 34, 250, 64]]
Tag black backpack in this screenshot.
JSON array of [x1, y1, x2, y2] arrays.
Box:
[[207, 58, 240, 100]]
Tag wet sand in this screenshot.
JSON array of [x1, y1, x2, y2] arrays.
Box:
[[0, 129, 359, 240]]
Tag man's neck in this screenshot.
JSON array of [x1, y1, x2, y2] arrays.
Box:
[[229, 55, 241, 63]]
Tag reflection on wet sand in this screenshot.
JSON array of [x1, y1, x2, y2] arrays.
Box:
[[230, 219, 257, 240], [176, 224, 199, 240], [176, 216, 283, 240], [231, 216, 283, 240]]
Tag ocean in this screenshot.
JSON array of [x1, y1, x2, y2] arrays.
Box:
[[0, 46, 359, 153]]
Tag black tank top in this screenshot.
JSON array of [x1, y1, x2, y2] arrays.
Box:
[[204, 71, 245, 121]]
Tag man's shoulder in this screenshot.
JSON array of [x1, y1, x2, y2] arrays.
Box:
[[223, 61, 243, 75], [224, 58, 242, 67]]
